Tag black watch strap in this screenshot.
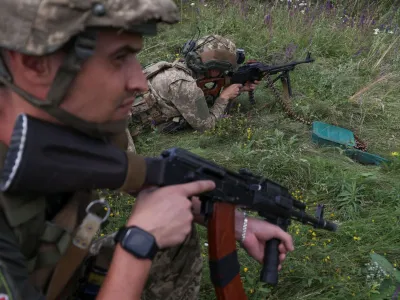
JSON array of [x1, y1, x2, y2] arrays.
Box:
[[114, 226, 159, 260]]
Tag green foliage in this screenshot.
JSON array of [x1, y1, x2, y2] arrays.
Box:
[[101, 0, 400, 299], [366, 253, 400, 298]]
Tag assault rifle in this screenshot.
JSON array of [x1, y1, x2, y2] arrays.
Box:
[[196, 52, 315, 112], [0, 114, 337, 300], [228, 52, 315, 105]]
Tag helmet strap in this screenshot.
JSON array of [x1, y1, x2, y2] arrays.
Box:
[[0, 30, 128, 139]]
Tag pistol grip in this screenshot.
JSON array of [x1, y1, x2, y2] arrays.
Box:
[[260, 238, 280, 285]]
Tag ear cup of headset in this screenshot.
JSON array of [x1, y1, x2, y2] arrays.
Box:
[[182, 40, 196, 56], [185, 51, 207, 74]]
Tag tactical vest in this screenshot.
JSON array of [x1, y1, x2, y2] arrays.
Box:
[[0, 130, 130, 298], [131, 60, 193, 135]]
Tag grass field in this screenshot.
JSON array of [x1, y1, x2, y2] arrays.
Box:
[[101, 1, 400, 299]]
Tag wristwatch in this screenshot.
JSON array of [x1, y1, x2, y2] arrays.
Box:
[[114, 226, 159, 260]]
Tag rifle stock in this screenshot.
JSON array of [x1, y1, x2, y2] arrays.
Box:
[[196, 77, 227, 99]]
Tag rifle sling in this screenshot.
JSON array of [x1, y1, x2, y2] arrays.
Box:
[[45, 205, 103, 300]]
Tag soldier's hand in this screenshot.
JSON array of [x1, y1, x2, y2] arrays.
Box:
[[237, 213, 294, 270], [240, 80, 260, 92], [127, 180, 216, 248], [220, 83, 243, 100]]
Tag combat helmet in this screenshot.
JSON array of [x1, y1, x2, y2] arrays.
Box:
[[0, 0, 179, 138], [183, 34, 243, 76]]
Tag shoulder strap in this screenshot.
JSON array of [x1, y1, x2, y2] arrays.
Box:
[[45, 200, 105, 300]]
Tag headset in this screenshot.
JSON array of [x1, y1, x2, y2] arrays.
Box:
[[181, 30, 246, 75]]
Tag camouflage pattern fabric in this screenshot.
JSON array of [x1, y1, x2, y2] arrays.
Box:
[[131, 62, 230, 133], [196, 35, 237, 55], [88, 226, 203, 300], [195, 34, 238, 71], [0, 0, 179, 56]]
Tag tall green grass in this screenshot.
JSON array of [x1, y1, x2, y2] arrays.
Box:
[[103, 1, 400, 299]]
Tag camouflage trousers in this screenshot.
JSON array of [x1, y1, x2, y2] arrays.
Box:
[[72, 226, 202, 300]]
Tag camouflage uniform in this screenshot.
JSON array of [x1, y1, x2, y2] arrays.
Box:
[[0, 0, 201, 299], [131, 35, 239, 134], [89, 227, 202, 300]]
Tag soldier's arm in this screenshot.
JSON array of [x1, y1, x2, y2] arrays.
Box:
[[97, 245, 151, 300], [0, 214, 45, 300], [169, 80, 229, 132]]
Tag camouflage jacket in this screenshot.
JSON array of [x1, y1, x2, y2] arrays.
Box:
[[131, 61, 229, 134]]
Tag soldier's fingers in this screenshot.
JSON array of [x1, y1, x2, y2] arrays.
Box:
[[279, 253, 286, 263], [271, 227, 294, 252], [163, 180, 216, 197], [278, 242, 288, 254]]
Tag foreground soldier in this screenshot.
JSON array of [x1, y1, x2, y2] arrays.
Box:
[[130, 34, 260, 136], [0, 1, 294, 300]]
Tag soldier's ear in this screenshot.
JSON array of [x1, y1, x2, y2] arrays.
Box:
[[8, 50, 63, 86]]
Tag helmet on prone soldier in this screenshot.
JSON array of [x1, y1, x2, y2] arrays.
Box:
[[184, 34, 238, 77]]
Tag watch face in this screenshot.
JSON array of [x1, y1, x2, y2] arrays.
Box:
[[122, 227, 155, 258]]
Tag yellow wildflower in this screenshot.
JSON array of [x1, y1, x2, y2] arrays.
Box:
[[244, 267, 248, 272], [353, 236, 361, 241]]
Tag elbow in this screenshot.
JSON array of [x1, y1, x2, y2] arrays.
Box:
[[192, 119, 216, 132]]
